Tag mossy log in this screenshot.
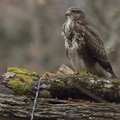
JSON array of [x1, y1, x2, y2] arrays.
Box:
[[46, 75, 120, 103], [0, 67, 120, 119], [2, 67, 120, 103]]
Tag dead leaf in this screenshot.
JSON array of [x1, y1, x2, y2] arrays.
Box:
[[19, 78, 25, 83], [2, 72, 16, 79], [40, 98, 49, 103], [46, 72, 56, 78], [33, 78, 39, 81], [67, 97, 84, 103]]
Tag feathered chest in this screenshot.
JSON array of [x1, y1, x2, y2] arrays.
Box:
[[62, 19, 85, 49], [64, 19, 74, 37]]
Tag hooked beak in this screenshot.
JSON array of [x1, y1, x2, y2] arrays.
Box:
[[66, 11, 72, 16]]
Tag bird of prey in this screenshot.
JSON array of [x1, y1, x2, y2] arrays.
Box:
[[62, 7, 116, 78]]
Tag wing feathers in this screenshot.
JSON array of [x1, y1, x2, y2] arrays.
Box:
[[84, 25, 116, 78]]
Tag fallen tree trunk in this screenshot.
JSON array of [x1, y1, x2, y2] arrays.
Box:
[[37, 75, 120, 103], [0, 93, 120, 120], [0, 66, 120, 119], [2, 67, 120, 102]]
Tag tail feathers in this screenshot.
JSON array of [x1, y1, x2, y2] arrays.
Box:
[[107, 69, 117, 78]]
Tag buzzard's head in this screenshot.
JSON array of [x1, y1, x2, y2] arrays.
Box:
[[66, 7, 87, 25]]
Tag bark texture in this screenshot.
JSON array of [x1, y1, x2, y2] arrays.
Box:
[[0, 93, 120, 120]]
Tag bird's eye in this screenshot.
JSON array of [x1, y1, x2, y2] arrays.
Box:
[[71, 10, 80, 13]]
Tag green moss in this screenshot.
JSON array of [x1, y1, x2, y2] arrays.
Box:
[[50, 83, 69, 99], [52, 83, 69, 92], [82, 101, 91, 105], [8, 67, 39, 77], [7, 67, 40, 95], [111, 80, 120, 86], [80, 72, 97, 78], [72, 77, 89, 88], [110, 80, 120, 99], [9, 79, 31, 94]]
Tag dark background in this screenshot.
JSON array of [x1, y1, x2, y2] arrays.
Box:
[[0, 0, 120, 76]]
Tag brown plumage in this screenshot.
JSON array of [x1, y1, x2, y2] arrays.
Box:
[[62, 7, 116, 78]]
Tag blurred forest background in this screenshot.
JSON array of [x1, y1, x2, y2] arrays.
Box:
[[0, 0, 120, 76]]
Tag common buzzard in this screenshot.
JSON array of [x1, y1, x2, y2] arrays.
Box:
[[62, 7, 116, 78]]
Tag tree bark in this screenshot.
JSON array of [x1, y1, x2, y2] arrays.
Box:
[[0, 93, 120, 120]]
